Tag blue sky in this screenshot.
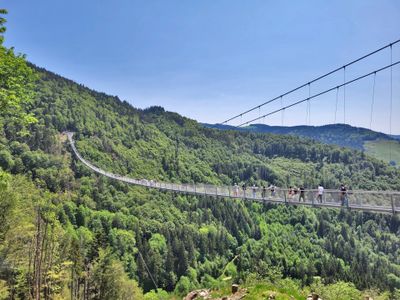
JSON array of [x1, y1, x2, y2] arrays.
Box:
[[3, 0, 400, 134]]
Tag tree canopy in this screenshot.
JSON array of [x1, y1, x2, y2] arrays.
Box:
[[0, 11, 399, 299]]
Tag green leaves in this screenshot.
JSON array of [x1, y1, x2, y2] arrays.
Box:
[[0, 46, 38, 134], [0, 9, 7, 44], [0, 168, 10, 191]]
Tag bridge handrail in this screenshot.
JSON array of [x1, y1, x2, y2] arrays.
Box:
[[65, 132, 399, 214]]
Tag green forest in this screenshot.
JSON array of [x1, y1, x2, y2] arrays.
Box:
[[1, 9, 400, 300], [205, 123, 400, 166]]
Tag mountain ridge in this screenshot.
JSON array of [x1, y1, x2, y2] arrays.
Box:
[[204, 123, 400, 165]]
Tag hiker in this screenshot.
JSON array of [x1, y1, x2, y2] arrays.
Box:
[[340, 184, 347, 206], [262, 185, 267, 198], [242, 183, 247, 198], [269, 184, 276, 197], [299, 186, 305, 202], [317, 184, 324, 203], [233, 183, 239, 196], [251, 184, 258, 198], [288, 186, 294, 199]]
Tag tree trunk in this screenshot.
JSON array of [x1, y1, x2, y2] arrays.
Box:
[[39, 222, 48, 300], [33, 207, 42, 300]]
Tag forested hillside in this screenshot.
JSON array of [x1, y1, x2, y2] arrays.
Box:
[[205, 123, 400, 166], [1, 23, 400, 299]]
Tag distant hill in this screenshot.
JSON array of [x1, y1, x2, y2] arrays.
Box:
[[204, 123, 400, 165], [391, 134, 400, 141]]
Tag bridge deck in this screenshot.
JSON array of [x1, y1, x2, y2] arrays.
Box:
[[66, 132, 400, 215]]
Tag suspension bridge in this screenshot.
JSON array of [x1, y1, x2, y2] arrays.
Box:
[[67, 40, 400, 215], [67, 132, 399, 215]]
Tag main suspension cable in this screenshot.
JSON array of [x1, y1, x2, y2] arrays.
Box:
[[237, 60, 400, 127], [343, 66, 346, 124], [389, 44, 393, 162], [220, 39, 400, 125], [138, 250, 159, 292], [334, 87, 339, 123], [369, 72, 376, 130]]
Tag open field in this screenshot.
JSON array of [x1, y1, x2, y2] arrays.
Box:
[[364, 139, 400, 166]]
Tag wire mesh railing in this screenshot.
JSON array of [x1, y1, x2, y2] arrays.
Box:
[[67, 132, 399, 214]]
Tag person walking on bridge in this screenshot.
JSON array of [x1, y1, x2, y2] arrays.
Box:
[[262, 185, 267, 198], [299, 186, 305, 202], [251, 184, 258, 198], [317, 184, 324, 203], [288, 186, 294, 200], [233, 183, 239, 197], [242, 183, 247, 198], [269, 184, 276, 197], [340, 184, 348, 206]]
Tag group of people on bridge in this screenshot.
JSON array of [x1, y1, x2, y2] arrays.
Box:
[[232, 183, 350, 206]]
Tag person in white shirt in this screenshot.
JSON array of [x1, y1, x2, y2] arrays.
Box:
[[317, 184, 324, 203], [233, 183, 239, 197], [251, 185, 258, 198], [269, 184, 276, 197]]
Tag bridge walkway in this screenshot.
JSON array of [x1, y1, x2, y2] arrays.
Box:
[[66, 132, 400, 215]]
